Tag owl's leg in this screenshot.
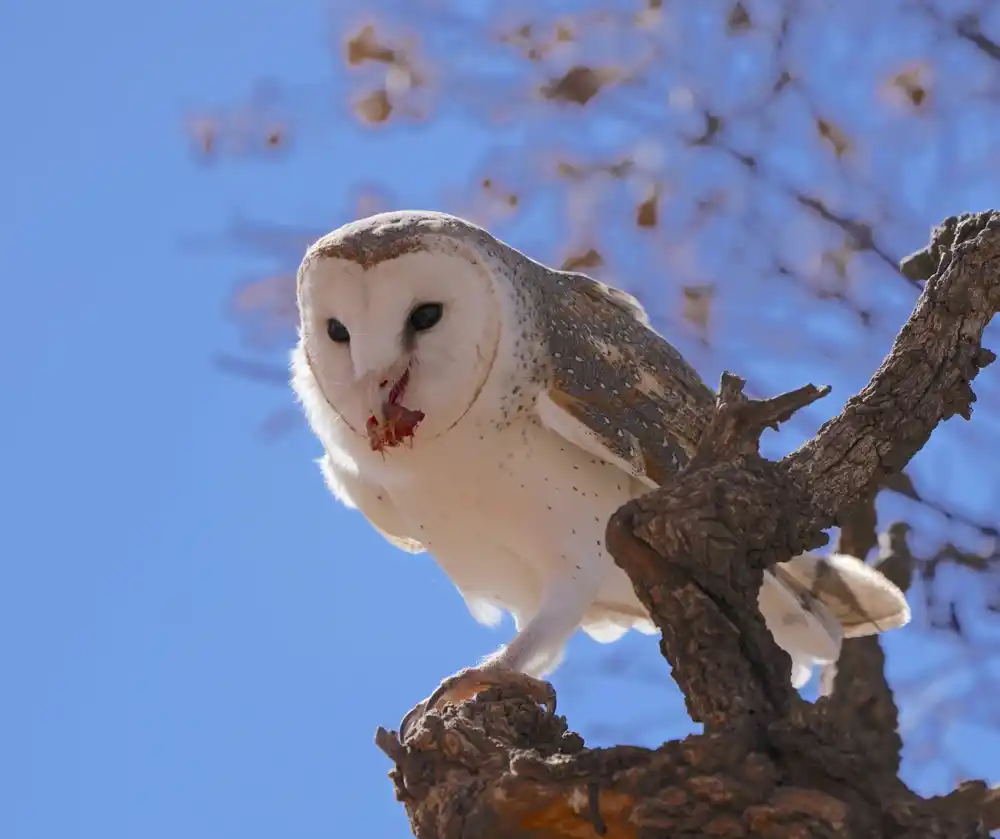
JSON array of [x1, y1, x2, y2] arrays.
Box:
[[400, 564, 603, 739]]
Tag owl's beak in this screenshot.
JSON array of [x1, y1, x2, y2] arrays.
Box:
[[364, 365, 424, 451], [367, 365, 412, 423]]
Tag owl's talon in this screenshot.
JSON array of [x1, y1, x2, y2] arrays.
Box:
[[399, 699, 430, 741], [399, 666, 556, 741]]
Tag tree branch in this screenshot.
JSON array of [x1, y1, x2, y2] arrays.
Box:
[[787, 212, 1000, 519], [378, 211, 1000, 838], [816, 504, 912, 773], [606, 378, 831, 731]]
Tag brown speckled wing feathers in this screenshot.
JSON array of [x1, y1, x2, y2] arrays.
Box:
[[528, 267, 715, 486]]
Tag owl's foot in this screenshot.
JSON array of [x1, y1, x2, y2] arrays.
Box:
[[399, 665, 556, 741]]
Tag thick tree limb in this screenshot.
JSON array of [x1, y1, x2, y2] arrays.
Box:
[[817, 497, 904, 774], [832, 496, 880, 563], [606, 399, 827, 731], [377, 211, 1000, 838], [787, 211, 1000, 518]]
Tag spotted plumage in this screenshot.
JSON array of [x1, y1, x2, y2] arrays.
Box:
[[291, 210, 910, 706]]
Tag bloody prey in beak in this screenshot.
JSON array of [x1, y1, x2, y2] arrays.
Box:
[[366, 368, 425, 452]]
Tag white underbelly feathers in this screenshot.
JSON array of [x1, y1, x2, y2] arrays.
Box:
[[379, 417, 652, 638], [368, 413, 860, 687]]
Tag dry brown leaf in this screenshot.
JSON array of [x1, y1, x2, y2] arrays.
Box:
[[541, 66, 615, 106], [681, 283, 715, 339], [727, 1, 752, 33], [774, 70, 793, 92], [345, 25, 396, 66], [354, 89, 392, 124], [636, 191, 658, 228], [561, 248, 603, 271], [886, 65, 931, 109], [816, 117, 852, 158]]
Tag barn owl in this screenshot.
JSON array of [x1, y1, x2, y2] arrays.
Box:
[[290, 210, 910, 731]]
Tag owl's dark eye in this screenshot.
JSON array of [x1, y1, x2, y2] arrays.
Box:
[[326, 318, 351, 343], [408, 302, 443, 332]]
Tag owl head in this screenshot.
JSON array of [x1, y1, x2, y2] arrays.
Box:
[[292, 211, 508, 455]]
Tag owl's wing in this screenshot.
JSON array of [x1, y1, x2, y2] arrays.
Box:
[[531, 267, 714, 487], [318, 453, 424, 554], [529, 267, 909, 681], [772, 552, 911, 638], [756, 553, 910, 687], [536, 389, 656, 489], [757, 567, 843, 687]]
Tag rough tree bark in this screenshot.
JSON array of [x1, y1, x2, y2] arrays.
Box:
[[376, 211, 1000, 838]]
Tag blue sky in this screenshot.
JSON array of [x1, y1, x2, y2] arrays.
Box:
[[2, 1, 998, 838]]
